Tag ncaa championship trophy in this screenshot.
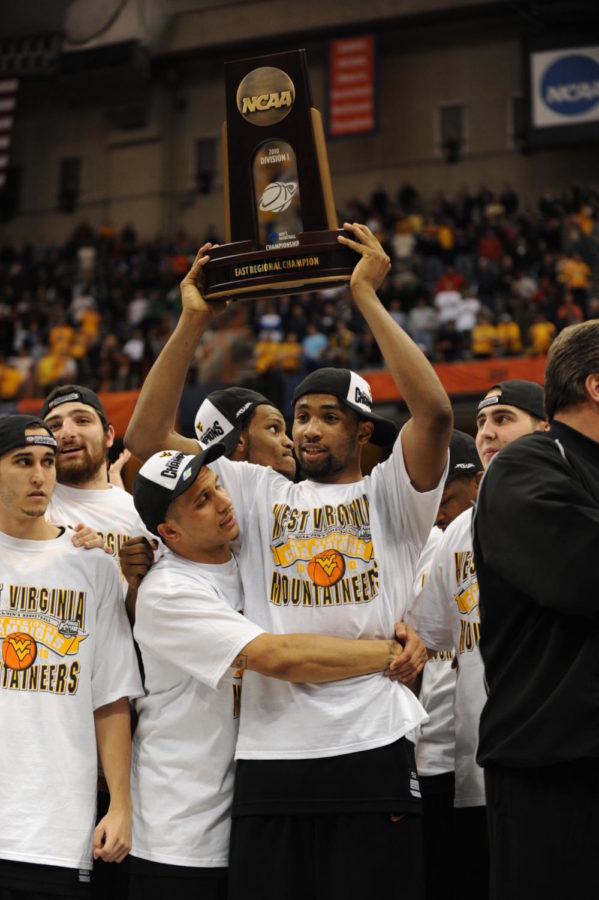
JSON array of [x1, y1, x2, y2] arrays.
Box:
[[203, 49, 356, 301]]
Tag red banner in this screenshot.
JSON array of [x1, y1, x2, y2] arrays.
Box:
[[17, 356, 548, 438], [329, 36, 375, 137], [364, 356, 548, 403]]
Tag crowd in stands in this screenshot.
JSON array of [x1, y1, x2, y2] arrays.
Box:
[[1, 182, 598, 403]]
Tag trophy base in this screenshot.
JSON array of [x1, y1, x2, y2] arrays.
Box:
[[203, 229, 356, 302]]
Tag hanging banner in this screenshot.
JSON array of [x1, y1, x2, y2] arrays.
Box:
[[328, 36, 376, 137], [0, 77, 18, 190]]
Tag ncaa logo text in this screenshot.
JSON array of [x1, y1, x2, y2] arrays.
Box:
[[541, 53, 599, 116]]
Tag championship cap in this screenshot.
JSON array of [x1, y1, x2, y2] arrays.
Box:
[[446, 430, 483, 486], [477, 380, 545, 421], [0, 415, 57, 458], [292, 368, 398, 446], [133, 442, 226, 536], [41, 384, 108, 425], [194, 387, 272, 456]]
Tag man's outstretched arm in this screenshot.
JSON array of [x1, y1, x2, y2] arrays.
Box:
[[124, 244, 227, 462], [232, 630, 424, 684], [338, 223, 452, 491]]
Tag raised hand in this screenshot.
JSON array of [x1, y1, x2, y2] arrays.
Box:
[[337, 222, 391, 297], [180, 243, 229, 317]]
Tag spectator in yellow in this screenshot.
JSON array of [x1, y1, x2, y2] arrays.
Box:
[[48, 313, 75, 356], [570, 207, 594, 237], [277, 331, 303, 373], [558, 251, 591, 296], [35, 349, 77, 392], [80, 307, 102, 342], [471, 311, 498, 359], [253, 334, 281, 375], [528, 313, 556, 356], [0, 355, 24, 401], [69, 330, 90, 362], [496, 313, 523, 356], [437, 220, 455, 257]]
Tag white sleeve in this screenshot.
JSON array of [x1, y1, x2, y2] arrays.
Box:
[[135, 576, 265, 691], [92, 556, 144, 709], [209, 456, 282, 540], [407, 537, 456, 651], [409, 526, 443, 604], [371, 424, 448, 552]]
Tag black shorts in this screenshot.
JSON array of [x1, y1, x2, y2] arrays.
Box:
[[127, 857, 226, 900], [0, 859, 90, 900], [228, 812, 424, 900], [419, 772, 457, 900]]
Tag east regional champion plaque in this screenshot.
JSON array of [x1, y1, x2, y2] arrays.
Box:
[[203, 49, 356, 301]]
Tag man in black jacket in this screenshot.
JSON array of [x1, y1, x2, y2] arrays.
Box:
[[473, 320, 599, 900]]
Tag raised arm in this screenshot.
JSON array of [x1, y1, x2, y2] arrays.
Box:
[[124, 244, 227, 462], [338, 223, 453, 490]]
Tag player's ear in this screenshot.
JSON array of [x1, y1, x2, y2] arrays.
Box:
[[105, 423, 116, 450], [157, 519, 180, 544], [584, 372, 599, 405], [357, 419, 374, 446], [230, 433, 248, 462]]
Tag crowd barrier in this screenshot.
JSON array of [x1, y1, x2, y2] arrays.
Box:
[[16, 355, 548, 438]]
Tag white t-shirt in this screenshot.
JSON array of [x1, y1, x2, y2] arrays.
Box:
[[410, 527, 457, 778], [211, 428, 447, 760], [47, 482, 152, 563], [455, 297, 481, 333], [409, 507, 486, 807], [131, 551, 264, 867], [434, 290, 462, 325], [0, 530, 143, 871]]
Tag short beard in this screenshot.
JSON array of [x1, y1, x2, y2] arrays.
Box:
[[299, 450, 344, 480], [56, 440, 107, 486]]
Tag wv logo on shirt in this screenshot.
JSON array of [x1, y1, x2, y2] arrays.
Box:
[[0, 582, 86, 695], [269, 496, 379, 609], [453, 550, 480, 655]]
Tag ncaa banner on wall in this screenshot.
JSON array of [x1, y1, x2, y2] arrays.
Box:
[[531, 45, 599, 128]]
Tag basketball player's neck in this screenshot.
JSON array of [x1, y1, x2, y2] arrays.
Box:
[[0, 507, 60, 541]]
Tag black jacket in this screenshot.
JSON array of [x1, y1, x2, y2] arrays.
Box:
[[473, 421, 599, 768]]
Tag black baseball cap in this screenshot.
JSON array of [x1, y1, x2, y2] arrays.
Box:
[[195, 387, 273, 456], [41, 384, 108, 425], [477, 380, 545, 421], [0, 415, 57, 458], [133, 442, 226, 537], [446, 430, 483, 486], [292, 368, 398, 446]]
